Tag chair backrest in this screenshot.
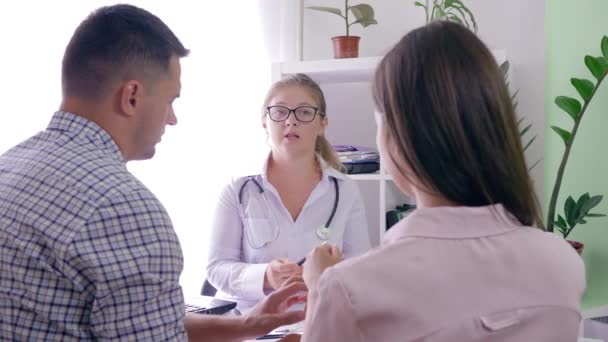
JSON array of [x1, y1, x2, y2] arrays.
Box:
[[201, 278, 217, 297]]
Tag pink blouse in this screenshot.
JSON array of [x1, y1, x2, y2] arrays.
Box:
[[304, 204, 586, 341]]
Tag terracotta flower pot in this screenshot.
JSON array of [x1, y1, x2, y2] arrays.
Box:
[[567, 240, 584, 255], [331, 36, 360, 59]]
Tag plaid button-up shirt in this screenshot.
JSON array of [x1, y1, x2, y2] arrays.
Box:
[[0, 111, 186, 341]]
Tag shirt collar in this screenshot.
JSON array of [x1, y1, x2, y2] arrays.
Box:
[[383, 203, 526, 244], [260, 152, 348, 184], [47, 111, 123, 164]]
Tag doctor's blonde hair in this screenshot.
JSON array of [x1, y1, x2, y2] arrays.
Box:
[[262, 73, 344, 173]]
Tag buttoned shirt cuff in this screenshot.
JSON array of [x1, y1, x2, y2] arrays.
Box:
[[240, 263, 268, 300]]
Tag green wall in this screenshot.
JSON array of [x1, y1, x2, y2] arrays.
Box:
[[546, 0, 608, 309]]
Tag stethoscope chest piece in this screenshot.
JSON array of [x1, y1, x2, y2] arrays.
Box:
[[316, 225, 330, 241]]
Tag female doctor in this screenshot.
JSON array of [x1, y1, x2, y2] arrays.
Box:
[[206, 73, 371, 309]]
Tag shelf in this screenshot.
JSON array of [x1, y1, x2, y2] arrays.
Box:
[[273, 56, 380, 84], [272, 49, 507, 84], [347, 170, 392, 181]]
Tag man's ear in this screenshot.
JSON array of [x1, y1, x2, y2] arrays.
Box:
[[119, 80, 142, 117]]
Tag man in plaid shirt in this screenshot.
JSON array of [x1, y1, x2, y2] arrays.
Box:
[[0, 4, 305, 341]]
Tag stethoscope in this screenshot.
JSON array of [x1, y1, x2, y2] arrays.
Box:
[[238, 175, 339, 249]]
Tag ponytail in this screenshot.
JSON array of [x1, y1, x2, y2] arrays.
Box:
[[316, 135, 345, 173]]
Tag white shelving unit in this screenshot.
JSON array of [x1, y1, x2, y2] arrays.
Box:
[[272, 50, 507, 245]]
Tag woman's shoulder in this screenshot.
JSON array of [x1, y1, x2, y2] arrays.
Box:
[[216, 175, 262, 201]]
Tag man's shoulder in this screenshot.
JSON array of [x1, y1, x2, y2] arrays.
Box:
[[0, 130, 146, 206]]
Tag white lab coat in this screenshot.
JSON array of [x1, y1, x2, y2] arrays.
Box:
[[206, 157, 371, 308]]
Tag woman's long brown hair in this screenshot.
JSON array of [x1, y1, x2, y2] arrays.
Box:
[[373, 21, 542, 227]]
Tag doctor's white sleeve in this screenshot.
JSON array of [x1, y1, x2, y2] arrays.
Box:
[[342, 182, 372, 258], [205, 183, 267, 302]]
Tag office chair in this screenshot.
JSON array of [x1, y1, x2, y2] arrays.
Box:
[[201, 278, 218, 297]]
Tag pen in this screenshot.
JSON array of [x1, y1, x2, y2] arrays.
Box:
[[297, 241, 329, 266], [296, 257, 306, 266]]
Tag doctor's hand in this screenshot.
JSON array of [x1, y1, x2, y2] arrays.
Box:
[[264, 258, 303, 290], [303, 244, 342, 294]]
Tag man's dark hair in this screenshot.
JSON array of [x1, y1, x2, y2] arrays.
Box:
[[62, 4, 189, 98]]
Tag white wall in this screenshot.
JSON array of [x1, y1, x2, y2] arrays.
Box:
[[0, 1, 273, 298], [301, 0, 546, 202]]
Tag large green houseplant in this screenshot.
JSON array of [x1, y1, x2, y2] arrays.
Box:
[[414, 0, 477, 32], [307, 0, 377, 58], [545, 35, 608, 253]]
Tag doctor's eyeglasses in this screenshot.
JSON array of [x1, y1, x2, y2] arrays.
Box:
[[266, 106, 324, 122]]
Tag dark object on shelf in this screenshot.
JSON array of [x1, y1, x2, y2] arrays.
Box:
[[334, 144, 380, 174], [386, 203, 416, 230]]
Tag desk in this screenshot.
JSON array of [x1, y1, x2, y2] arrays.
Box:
[[245, 335, 600, 341]]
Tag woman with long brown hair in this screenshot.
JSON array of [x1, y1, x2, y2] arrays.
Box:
[[297, 21, 585, 341]]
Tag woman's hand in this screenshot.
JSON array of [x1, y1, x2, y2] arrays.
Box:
[[264, 258, 303, 291], [302, 244, 342, 294]]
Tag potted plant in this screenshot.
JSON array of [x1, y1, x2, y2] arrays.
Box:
[[414, 0, 477, 32], [544, 36, 608, 254], [307, 0, 377, 59]]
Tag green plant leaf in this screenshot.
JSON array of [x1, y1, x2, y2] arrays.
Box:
[[510, 90, 519, 110], [306, 6, 343, 17], [551, 126, 571, 145], [572, 194, 587, 221], [451, 1, 478, 31], [349, 4, 375, 23], [571, 78, 594, 102], [435, 5, 448, 20], [523, 135, 537, 152], [602, 36, 608, 61], [565, 196, 576, 227], [585, 55, 606, 80], [448, 14, 464, 25], [556, 214, 567, 227], [574, 192, 589, 218], [414, 1, 427, 9], [586, 213, 607, 217], [578, 193, 591, 211], [580, 195, 603, 215], [528, 158, 542, 171], [597, 56, 608, 71], [555, 96, 581, 120], [555, 214, 569, 232], [500, 61, 510, 79], [520, 123, 532, 136], [350, 18, 378, 27]]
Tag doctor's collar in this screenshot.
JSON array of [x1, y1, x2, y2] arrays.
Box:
[[259, 153, 347, 184]]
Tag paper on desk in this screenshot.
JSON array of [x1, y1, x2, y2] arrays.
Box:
[[266, 303, 305, 335]]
